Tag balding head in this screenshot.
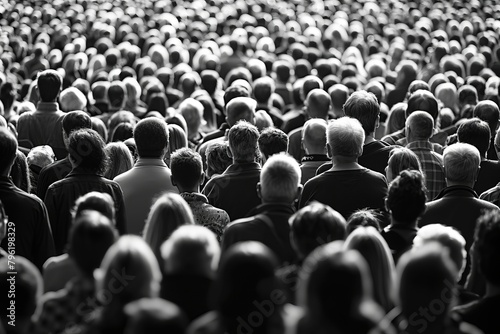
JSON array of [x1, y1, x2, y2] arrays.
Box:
[[406, 111, 434, 142], [226, 97, 257, 127], [302, 119, 327, 155], [305, 89, 331, 119]]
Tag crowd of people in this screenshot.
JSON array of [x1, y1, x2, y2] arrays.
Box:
[[1, 0, 500, 333]]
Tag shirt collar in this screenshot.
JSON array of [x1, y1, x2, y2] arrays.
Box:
[[135, 157, 168, 167], [36, 102, 60, 112], [406, 140, 433, 150], [225, 161, 261, 173], [180, 192, 208, 204], [434, 185, 478, 200], [301, 154, 330, 163]]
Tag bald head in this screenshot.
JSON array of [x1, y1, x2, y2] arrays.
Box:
[[226, 97, 257, 127], [306, 89, 331, 119], [406, 111, 434, 142], [302, 119, 328, 155]]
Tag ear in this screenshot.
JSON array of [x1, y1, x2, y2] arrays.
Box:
[[327, 143, 332, 159], [200, 171, 206, 185], [170, 175, 177, 187], [256, 182, 262, 199], [375, 113, 380, 129], [384, 197, 389, 212], [295, 184, 304, 201], [226, 146, 233, 159]]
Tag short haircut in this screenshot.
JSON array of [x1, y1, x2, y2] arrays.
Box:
[[260, 153, 301, 202], [258, 127, 288, 160], [386, 170, 427, 223], [161, 225, 220, 276], [406, 89, 439, 120], [407, 80, 430, 95], [68, 129, 108, 175], [69, 210, 117, 277], [302, 119, 327, 152], [474, 209, 500, 285], [457, 118, 491, 158], [327, 117, 365, 157], [443, 143, 481, 184], [473, 100, 500, 135], [223, 85, 250, 107], [226, 97, 256, 127], [457, 85, 478, 106], [253, 76, 275, 103], [346, 209, 382, 235], [205, 141, 232, 177], [107, 81, 127, 110], [290, 202, 346, 257], [343, 90, 380, 135], [305, 88, 331, 119], [386, 147, 423, 182], [228, 121, 259, 162], [328, 84, 350, 110], [72, 191, 116, 223], [59, 87, 87, 112], [414, 224, 466, 278], [0, 127, 18, 172], [406, 110, 434, 140], [37, 69, 62, 102], [134, 118, 169, 158], [170, 148, 203, 189], [62, 110, 92, 136]]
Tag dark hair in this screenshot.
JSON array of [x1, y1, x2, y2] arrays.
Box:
[[406, 90, 439, 120], [111, 122, 134, 142], [205, 142, 232, 177], [346, 209, 382, 235], [0, 128, 18, 173], [134, 118, 169, 158], [343, 90, 380, 135], [170, 148, 203, 189], [223, 85, 250, 107], [107, 81, 127, 110], [386, 170, 427, 224], [258, 128, 288, 160], [11, 151, 31, 193], [72, 191, 116, 223], [457, 118, 490, 158], [68, 210, 117, 277], [62, 110, 92, 136], [474, 209, 500, 285], [68, 129, 109, 175], [474, 100, 500, 136], [37, 70, 62, 102]]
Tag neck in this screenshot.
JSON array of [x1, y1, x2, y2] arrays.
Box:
[[446, 181, 474, 188], [331, 156, 361, 170], [390, 217, 418, 229], [178, 185, 200, 193], [364, 134, 376, 145]]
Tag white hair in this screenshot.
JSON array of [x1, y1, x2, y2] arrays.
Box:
[[260, 153, 301, 202], [327, 117, 365, 157], [443, 143, 480, 184]]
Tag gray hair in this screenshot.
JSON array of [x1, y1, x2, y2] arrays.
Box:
[[406, 111, 434, 140], [228, 120, 260, 162], [260, 153, 301, 202], [443, 143, 480, 184], [327, 117, 365, 157]]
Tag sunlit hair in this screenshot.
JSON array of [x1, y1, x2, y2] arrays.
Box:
[[143, 193, 195, 260], [260, 153, 301, 202], [386, 147, 423, 183], [104, 142, 134, 180], [443, 143, 481, 184], [327, 117, 365, 157], [72, 191, 116, 224]]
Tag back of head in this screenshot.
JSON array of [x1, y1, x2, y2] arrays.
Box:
[[305, 88, 331, 119], [97, 236, 162, 305], [228, 120, 259, 163], [105, 142, 134, 179], [343, 90, 380, 135], [397, 244, 457, 324], [457, 85, 478, 106], [59, 87, 87, 112], [0, 128, 18, 175], [160, 225, 220, 277], [37, 69, 62, 102], [0, 257, 41, 324], [474, 209, 500, 286], [327, 117, 365, 158], [170, 148, 203, 189], [406, 110, 434, 141], [386, 147, 422, 183], [274, 60, 292, 83], [457, 118, 490, 158], [205, 141, 232, 177], [68, 129, 108, 174], [328, 84, 350, 111], [223, 85, 250, 108], [346, 209, 381, 235], [201, 70, 219, 95], [124, 298, 187, 334], [73, 191, 116, 223], [406, 89, 439, 120], [473, 100, 500, 135], [414, 224, 466, 279], [443, 143, 481, 185], [258, 128, 288, 161], [226, 97, 256, 127], [69, 210, 118, 277], [107, 81, 127, 110], [386, 170, 427, 224], [407, 80, 430, 96], [92, 81, 110, 102], [291, 202, 346, 258], [301, 76, 324, 102], [27, 145, 55, 169], [302, 119, 327, 154], [253, 76, 275, 104], [260, 153, 300, 203], [134, 118, 168, 158], [62, 110, 92, 136]]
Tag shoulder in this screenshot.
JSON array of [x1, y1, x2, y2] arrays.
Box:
[[187, 311, 223, 334]]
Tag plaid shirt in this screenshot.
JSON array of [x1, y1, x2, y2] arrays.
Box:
[[407, 140, 446, 201], [479, 183, 500, 207]]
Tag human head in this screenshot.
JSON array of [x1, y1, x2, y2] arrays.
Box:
[[258, 128, 288, 163], [253, 76, 275, 104], [0, 257, 42, 326], [301, 119, 327, 155], [72, 191, 116, 224], [124, 298, 187, 334], [68, 210, 118, 278], [223, 85, 250, 111], [386, 170, 427, 224], [62, 110, 92, 147], [434, 83, 458, 111], [170, 148, 203, 191], [37, 69, 62, 102], [385, 103, 407, 135], [27, 145, 55, 170], [107, 81, 127, 111], [328, 84, 349, 113], [68, 129, 108, 174], [96, 236, 162, 307], [406, 90, 439, 120], [104, 142, 134, 180], [259, 154, 301, 204], [457, 118, 490, 158], [344, 227, 395, 312], [228, 121, 259, 163], [405, 110, 434, 142], [143, 193, 194, 260], [327, 117, 365, 159], [59, 87, 87, 112], [305, 88, 331, 119], [386, 147, 423, 183], [343, 90, 380, 136], [134, 118, 169, 159], [473, 209, 500, 287], [178, 98, 204, 140], [205, 141, 232, 178], [290, 202, 346, 259], [225, 97, 256, 127], [160, 225, 220, 278], [473, 100, 500, 138], [443, 143, 481, 186], [346, 209, 382, 235], [414, 224, 466, 280]]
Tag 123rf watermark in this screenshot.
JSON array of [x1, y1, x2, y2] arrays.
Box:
[[5, 220, 16, 327]]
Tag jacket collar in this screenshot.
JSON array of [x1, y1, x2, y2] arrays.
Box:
[[434, 185, 478, 200]]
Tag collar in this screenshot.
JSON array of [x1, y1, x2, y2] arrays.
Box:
[[36, 101, 60, 112], [180, 192, 208, 204], [134, 157, 168, 168], [434, 185, 478, 200], [246, 202, 296, 217], [225, 161, 261, 173], [301, 154, 330, 163], [0, 176, 14, 187], [406, 140, 433, 150]]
